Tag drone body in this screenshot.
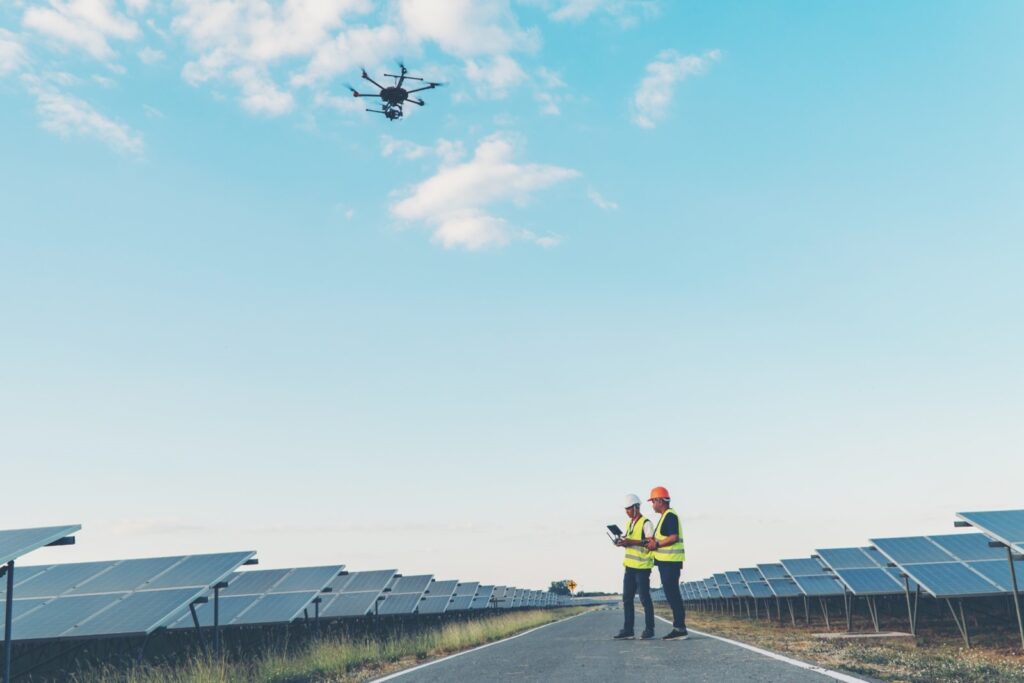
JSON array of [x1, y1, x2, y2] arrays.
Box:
[[349, 64, 442, 121]]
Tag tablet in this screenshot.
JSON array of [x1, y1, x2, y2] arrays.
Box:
[[607, 524, 624, 537]]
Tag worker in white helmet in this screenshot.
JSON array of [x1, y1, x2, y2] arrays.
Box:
[[613, 494, 655, 639]]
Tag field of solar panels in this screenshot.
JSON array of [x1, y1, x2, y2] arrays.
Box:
[[0, 526, 572, 681], [676, 508, 1024, 682]]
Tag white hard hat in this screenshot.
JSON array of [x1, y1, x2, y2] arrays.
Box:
[[624, 494, 641, 507]]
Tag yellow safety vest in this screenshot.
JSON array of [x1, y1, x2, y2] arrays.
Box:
[[652, 508, 685, 563], [623, 515, 654, 570]]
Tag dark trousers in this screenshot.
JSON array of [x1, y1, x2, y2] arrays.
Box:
[[657, 562, 686, 629], [622, 567, 654, 633]]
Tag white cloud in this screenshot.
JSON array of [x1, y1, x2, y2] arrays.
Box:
[[232, 65, 293, 116], [92, 73, 115, 87], [173, 0, 374, 111], [23, 0, 140, 61], [24, 77, 143, 154], [535, 91, 559, 115], [465, 54, 526, 99], [381, 135, 465, 164], [0, 30, 27, 76], [391, 133, 578, 250], [143, 103, 163, 117], [549, 0, 659, 27], [292, 24, 403, 86], [631, 48, 719, 129], [398, 0, 538, 58], [137, 46, 164, 64], [587, 188, 617, 210]]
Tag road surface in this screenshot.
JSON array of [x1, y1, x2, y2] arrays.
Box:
[[376, 608, 868, 682]]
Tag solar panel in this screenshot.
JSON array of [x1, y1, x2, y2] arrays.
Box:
[[738, 568, 762, 583], [757, 564, 788, 580], [471, 585, 495, 609], [816, 547, 878, 569], [957, 510, 1024, 554], [417, 595, 452, 614], [872, 537, 951, 565], [780, 558, 828, 577], [377, 593, 423, 615], [169, 565, 343, 629], [928, 534, 1005, 562], [425, 580, 458, 598], [871, 534, 1005, 599], [448, 595, 473, 611], [454, 582, 479, 596], [341, 570, 396, 593], [0, 552, 255, 642], [0, 526, 80, 567], [966, 560, 1016, 591], [766, 578, 802, 598], [319, 591, 379, 618], [390, 574, 433, 594], [792, 575, 846, 597]]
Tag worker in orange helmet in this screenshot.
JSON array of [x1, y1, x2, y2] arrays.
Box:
[[646, 486, 688, 639]]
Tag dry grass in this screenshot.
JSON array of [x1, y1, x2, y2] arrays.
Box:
[[662, 607, 1024, 683], [74, 608, 588, 683]]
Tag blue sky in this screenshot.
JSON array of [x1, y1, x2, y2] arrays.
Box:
[[2, 1, 1023, 592]]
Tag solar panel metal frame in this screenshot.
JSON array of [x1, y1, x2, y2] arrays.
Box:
[[956, 510, 1024, 555], [1, 551, 255, 642], [871, 534, 1005, 599], [0, 525, 81, 568]]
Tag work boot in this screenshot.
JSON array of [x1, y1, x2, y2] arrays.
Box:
[[640, 629, 655, 640], [662, 628, 689, 640], [613, 630, 635, 640]]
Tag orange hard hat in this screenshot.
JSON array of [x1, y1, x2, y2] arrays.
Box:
[[648, 486, 670, 501]]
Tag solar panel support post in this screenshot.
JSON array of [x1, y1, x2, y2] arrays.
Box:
[[1005, 545, 1024, 649], [803, 596, 809, 625], [902, 575, 919, 636], [866, 596, 880, 633], [844, 593, 853, 632], [946, 599, 970, 648], [3, 559, 13, 683], [188, 602, 206, 651], [213, 581, 227, 657], [819, 597, 831, 630]]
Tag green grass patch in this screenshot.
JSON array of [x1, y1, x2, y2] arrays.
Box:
[[74, 608, 587, 683]]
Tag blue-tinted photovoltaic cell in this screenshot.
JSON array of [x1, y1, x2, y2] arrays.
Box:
[[454, 582, 479, 596], [390, 574, 433, 594], [929, 534, 1005, 562], [739, 568, 762, 583], [716, 583, 735, 598], [339, 570, 395, 593], [757, 564, 788, 580], [146, 553, 255, 589], [448, 595, 474, 611], [745, 581, 773, 599], [958, 510, 1024, 553], [72, 588, 201, 637], [273, 566, 343, 593], [767, 579, 802, 598], [728, 579, 752, 598], [871, 537, 951, 564], [320, 591, 379, 618], [965, 561, 1015, 592], [817, 548, 875, 570], [906, 562, 1003, 598], [417, 596, 451, 614], [792, 575, 845, 597], [470, 596, 492, 609], [2, 595, 120, 641], [0, 526, 80, 567], [172, 595, 252, 628], [781, 558, 828, 577], [832, 568, 903, 596], [222, 569, 288, 596], [234, 592, 319, 625], [14, 563, 115, 598], [69, 558, 183, 595]]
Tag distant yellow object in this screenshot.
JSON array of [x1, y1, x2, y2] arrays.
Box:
[[567, 580, 577, 592]]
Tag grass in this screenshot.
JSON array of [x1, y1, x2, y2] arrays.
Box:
[[661, 607, 1024, 683], [74, 608, 588, 683]]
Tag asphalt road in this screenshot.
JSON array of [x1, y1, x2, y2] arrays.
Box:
[[377, 608, 866, 682]]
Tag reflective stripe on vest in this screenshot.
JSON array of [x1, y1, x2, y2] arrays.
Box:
[[653, 508, 685, 563], [623, 515, 654, 569]]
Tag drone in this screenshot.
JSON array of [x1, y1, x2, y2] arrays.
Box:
[[348, 63, 442, 121]]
